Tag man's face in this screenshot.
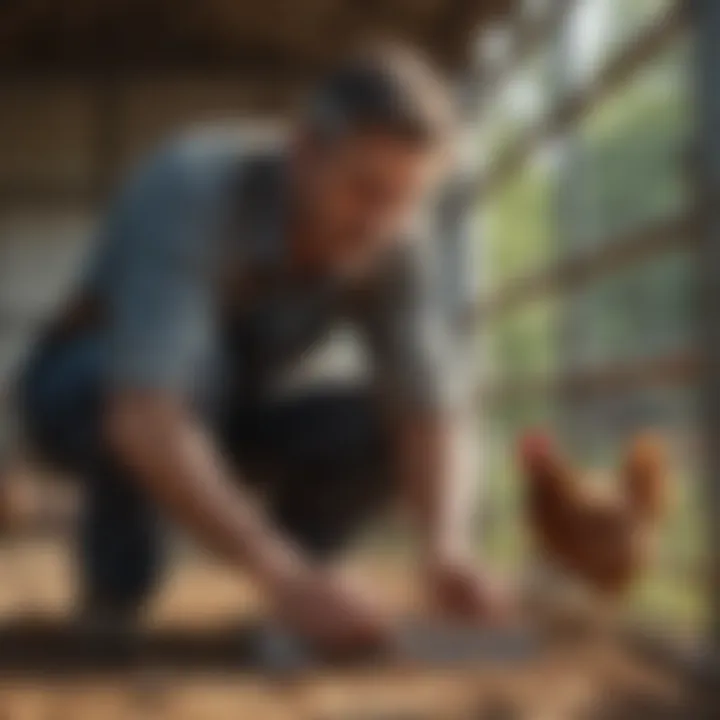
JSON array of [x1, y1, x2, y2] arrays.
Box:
[[292, 131, 444, 275]]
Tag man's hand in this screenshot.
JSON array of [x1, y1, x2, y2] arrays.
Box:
[[395, 413, 511, 625], [269, 567, 393, 657], [425, 556, 515, 625]]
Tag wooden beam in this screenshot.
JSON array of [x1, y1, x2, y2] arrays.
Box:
[[0, 618, 541, 675], [476, 1, 687, 198], [434, 0, 514, 70], [0, 0, 493, 80], [471, 210, 699, 323], [477, 0, 574, 105], [0, 181, 94, 209], [691, 0, 720, 659], [482, 349, 703, 404]]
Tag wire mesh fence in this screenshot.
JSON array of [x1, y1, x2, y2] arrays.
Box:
[[474, 0, 709, 644]]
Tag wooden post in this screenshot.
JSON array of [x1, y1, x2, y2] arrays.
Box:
[[691, 0, 720, 658], [436, 55, 489, 549], [550, 9, 585, 449]]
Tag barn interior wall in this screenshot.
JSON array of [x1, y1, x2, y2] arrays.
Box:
[[0, 77, 284, 451]]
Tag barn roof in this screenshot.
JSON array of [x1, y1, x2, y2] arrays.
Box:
[[0, 0, 513, 81]]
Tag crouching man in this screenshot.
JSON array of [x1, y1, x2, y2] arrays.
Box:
[[21, 44, 510, 654]]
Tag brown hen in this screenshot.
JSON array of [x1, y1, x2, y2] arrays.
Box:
[[518, 432, 669, 595]]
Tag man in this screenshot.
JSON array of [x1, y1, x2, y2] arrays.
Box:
[[21, 45, 508, 654]]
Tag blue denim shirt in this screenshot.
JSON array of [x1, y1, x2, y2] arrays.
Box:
[[86, 128, 452, 413]]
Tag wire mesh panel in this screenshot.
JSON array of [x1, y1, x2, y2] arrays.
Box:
[[474, 0, 708, 643]]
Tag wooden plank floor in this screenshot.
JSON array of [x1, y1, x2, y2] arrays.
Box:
[[0, 539, 714, 719]]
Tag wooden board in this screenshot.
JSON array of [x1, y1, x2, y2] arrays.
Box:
[[0, 618, 542, 676]]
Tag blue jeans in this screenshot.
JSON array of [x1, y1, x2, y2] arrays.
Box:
[[21, 335, 391, 612]]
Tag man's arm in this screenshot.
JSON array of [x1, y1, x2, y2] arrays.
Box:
[[102, 153, 303, 586], [358, 244, 468, 558], [360, 244, 511, 621], [105, 391, 303, 586], [396, 409, 469, 564], [102, 151, 389, 649]]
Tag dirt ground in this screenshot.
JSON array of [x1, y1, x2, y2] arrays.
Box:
[[0, 539, 715, 720]]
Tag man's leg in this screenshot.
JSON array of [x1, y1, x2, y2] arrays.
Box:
[[221, 388, 393, 559], [21, 336, 164, 615], [78, 462, 164, 616]]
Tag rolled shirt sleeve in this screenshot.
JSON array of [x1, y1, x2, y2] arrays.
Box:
[[103, 151, 219, 397]]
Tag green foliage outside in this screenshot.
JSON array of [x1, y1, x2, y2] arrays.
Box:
[[477, 19, 705, 640]]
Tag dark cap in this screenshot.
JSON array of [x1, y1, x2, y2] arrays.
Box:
[[306, 42, 455, 147]]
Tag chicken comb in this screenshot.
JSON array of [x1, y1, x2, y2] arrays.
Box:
[[518, 430, 555, 466]]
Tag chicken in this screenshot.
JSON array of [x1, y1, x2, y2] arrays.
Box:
[[518, 431, 669, 595]]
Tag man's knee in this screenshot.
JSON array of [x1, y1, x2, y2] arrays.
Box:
[[20, 336, 106, 472]]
